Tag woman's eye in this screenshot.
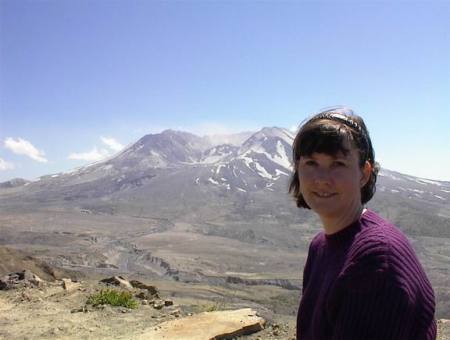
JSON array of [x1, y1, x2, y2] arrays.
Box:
[[333, 161, 346, 167], [304, 160, 317, 166]]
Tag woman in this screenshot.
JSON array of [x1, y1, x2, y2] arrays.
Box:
[[289, 107, 436, 340]]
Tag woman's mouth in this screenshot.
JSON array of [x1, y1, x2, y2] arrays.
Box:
[[313, 192, 336, 198]]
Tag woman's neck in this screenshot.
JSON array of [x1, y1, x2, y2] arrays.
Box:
[[320, 205, 366, 235]]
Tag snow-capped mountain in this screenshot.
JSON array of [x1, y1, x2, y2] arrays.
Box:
[[0, 127, 294, 194], [200, 144, 239, 164], [112, 129, 210, 169], [0, 127, 449, 221], [198, 127, 293, 193], [237, 127, 293, 177], [0, 178, 30, 189], [377, 168, 450, 206]]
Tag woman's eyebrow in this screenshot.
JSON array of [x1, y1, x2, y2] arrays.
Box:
[[333, 154, 349, 159]]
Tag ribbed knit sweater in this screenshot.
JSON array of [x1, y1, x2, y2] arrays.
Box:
[[297, 209, 436, 340]]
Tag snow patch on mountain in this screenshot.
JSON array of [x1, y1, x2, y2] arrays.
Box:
[[379, 171, 403, 181], [274, 141, 292, 169], [216, 165, 225, 175], [200, 144, 238, 164], [415, 178, 443, 186], [275, 169, 290, 177], [208, 178, 219, 185], [253, 162, 272, 179]]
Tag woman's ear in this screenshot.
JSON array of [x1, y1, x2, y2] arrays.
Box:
[[360, 161, 372, 187]]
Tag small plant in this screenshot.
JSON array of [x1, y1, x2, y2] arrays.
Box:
[[87, 289, 139, 309], [196, 301, 225, 312], [204, 302, 221, 312]]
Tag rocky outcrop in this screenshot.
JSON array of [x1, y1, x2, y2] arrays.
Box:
[[129, 279, 159, 297], [0, 270, 42, 290], [136, 308, 265, 340], [100, 276, 133, 289], [438, 319, 450, 340], [62, 278, 81, 292]]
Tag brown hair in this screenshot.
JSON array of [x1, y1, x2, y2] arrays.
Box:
[[289, 107, 379, 208]]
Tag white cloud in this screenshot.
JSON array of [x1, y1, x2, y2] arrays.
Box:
[[101, 136, 124, 152], [68, 136, 124, 162], [290, 125, 298, 133], [4, 137, 48, 163], [68, 147, 110, 162], [187, 122, 236, 136], [0, 157, 15, 171]]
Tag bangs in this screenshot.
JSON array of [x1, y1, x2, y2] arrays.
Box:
[[295, 122, 352, 160]]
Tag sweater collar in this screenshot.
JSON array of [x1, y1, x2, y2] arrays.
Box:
[[324, 209, 371, 244]]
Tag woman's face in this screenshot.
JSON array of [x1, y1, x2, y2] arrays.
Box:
[[297, 141, 370, 221]]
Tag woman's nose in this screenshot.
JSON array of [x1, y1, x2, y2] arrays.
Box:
[[313, 167, 332, 184]]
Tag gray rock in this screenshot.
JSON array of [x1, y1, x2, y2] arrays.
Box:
[[0, 270, 43, 290], [136, 308, 265, 339], [130, 280, 159, 296], [153, 300, 164, 310], [61, 278, 80, 292], [99, 276, 132, 289]]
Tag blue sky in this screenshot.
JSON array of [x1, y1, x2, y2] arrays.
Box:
[[1, 0, 449, 182]]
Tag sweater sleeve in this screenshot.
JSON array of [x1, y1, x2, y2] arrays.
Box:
[[329, 227, 436, 340], [331, 281, 415, 340]]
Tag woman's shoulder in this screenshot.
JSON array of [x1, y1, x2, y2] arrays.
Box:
[[341, 209, 427, 289], [355, 209, 413, 253]]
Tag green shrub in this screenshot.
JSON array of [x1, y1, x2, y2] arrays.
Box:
[[195, 301, 225, 313], [87, 289, 139, 309]]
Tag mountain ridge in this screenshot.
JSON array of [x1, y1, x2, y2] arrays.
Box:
[[0, 127, 449, 319]]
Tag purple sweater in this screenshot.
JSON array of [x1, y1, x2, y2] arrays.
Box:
[[297, 209, 436, 340]]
